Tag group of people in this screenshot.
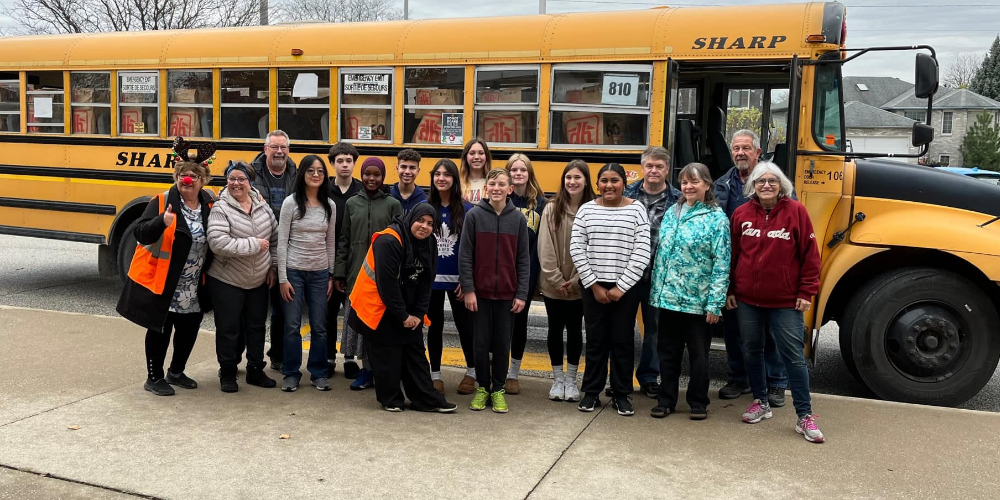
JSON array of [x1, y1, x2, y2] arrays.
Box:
[[117, 128, 825, 443]]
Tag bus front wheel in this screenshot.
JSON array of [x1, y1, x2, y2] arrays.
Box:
[[840, 267, 1000, 407], [116, 220, 139, 283]]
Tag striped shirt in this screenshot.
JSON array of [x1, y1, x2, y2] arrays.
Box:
[[570, 200, 651, 292]]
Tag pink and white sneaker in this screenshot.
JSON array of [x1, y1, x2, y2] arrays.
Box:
[[796, 414, 825, 443], [742, 399, 772, 424]]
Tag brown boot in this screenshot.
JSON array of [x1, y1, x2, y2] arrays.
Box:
[[433, 379, 445, 394], [457, 375, 476, 395], [504, 378, 521, 395]]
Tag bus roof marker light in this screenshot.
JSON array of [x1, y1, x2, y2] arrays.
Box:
[[806, 34, 826, 43], [291, 49, 304, 56]]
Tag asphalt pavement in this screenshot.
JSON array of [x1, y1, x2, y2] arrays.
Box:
[[1, 235, 999, 412]]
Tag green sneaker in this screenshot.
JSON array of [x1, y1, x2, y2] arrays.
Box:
[[470, 387, 489, 411], [491, 390, 509, 413]]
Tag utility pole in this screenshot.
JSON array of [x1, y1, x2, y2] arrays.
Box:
[[404, 0, 409, 20], [260, 0, 268, 25], [539, 0, 545, 14]]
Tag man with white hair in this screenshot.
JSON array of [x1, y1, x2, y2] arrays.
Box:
[[714, 129, 788, 406], [251, 130, 298, 373]]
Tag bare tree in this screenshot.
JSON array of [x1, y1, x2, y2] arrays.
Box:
[[1, 0, 262, 34], [273, 0, 401, 23], [945, 52, 984, 89]]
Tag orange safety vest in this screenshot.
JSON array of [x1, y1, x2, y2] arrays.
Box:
[[349, 227, 432, 331], [126, 192, 211, 295]]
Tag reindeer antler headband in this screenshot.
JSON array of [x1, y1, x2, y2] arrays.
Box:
[[170, 136, 217, 167]]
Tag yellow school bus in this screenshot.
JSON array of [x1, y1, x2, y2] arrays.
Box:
[[0, 2, 997, 406]]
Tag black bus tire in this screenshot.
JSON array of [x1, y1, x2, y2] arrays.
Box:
[[117, 220, 139, 284], [841, 267, 1000, 407]]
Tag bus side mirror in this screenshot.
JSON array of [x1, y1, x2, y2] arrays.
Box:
[[915, 53, 939, 99], [912, 122, 934, 147]]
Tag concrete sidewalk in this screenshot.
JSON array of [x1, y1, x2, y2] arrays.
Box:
[[1, 305, 998, 500]]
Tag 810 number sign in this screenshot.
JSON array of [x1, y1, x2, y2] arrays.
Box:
[[601, 74, 641, 106]]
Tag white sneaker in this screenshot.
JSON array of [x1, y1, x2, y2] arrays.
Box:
[[563, 379, 581, 402], [549, 379, 565, 401]]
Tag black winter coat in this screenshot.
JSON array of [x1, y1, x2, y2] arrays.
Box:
[[116, 186, 215, 331]]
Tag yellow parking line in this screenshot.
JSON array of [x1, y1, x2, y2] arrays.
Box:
[[295, 323, 640, 387]]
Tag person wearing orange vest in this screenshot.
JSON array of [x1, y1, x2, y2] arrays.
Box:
[[117, 138, 216, 397], [347, 204, 457, 413]]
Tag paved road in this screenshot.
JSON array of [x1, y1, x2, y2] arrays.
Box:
[[2, 235, 998, 412]]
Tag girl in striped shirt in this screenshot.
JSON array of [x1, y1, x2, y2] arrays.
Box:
[[570, 163, 651, 416]]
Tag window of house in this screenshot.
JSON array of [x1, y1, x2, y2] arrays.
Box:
[[549, 65, 651, 148], [168, 71, 212, 138], [119, 71, 158, 135], [340, 68, 393, 142], [26, 71, 64, 133], [474, 66, 539, 146], [278, 69, 330, 142], [0, 73, 19, 133], [942, 111, 953, 135], [221, 69, 269, 139], [904, 110, 926, 122], [939, 154, 950, 166], [70, 72, 111, 135], [404, 67, 464, 145]]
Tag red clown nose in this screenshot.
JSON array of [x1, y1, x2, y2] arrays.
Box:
[[182, 176, 194, 186]]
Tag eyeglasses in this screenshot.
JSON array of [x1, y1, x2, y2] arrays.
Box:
[[754, 178, 780, 187], [267, 145, 289, 151], [181, 174, 204, 182], [306, 169, 326, 177], [227, 177, 249, 184]]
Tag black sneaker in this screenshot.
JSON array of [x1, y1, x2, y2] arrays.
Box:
[[343, 361, 360, 380], [270, 360, 283, 372], [768, 387, 787, 408], [578, 393, 600, 412], [612, 396, 635, 416], [246, 369, 277, 388], [144, 378, 175, 396], [220, 377, 239, 393], [690, 407, 708, 420], [433, 402, 458, 413], [650, 405, 672, 419], [641, 382, 660, 399], [165, 371, 197, 389], [718, 380, 751, 399]]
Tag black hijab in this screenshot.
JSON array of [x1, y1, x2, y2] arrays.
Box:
[[389, 202, 437, 272]]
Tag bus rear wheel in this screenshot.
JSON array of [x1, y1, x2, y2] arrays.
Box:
[[840, 267, 1000, 407], [116, 220, 139, 283]]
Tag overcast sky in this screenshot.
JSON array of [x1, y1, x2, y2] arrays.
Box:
[[0, 0, 996, 83]]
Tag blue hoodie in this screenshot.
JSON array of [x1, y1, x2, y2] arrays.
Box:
[[390, 183, 429, 214]]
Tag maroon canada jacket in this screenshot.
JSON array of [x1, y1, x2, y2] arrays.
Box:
[[729, 197, 821, 309]]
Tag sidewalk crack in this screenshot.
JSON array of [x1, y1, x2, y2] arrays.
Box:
[[0, 464, 166, 499], [523, 404, 607, 499], [0, 380, 138, 430]]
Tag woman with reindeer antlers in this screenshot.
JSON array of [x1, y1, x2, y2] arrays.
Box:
[[117, 137, 218, 397]]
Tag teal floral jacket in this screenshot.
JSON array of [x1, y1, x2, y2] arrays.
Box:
[[648, 201, 731, 316]]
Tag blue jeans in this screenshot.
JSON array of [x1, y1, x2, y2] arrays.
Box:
[[281, 269, 331, 381], [723, 307, 787, 388], [736, 302, 812, 417], [634, 279, 659, 386]]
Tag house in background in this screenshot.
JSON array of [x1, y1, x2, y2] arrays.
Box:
[[842, 77, 1000, 167]]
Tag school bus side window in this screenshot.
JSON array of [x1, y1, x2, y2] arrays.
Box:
[[278, 69, 330, 142], [340, 68, 393, 143], [0, 73, 18, 133], [70, 72, 111, 135], [474, 66, 539, 146], [404, 67, 464, 145], [221, 69, 269, 139], [119, 71, 159, 136], [26, 71, 64, 134], [550, 65, 652, 148], [168, 71, 212, 138]]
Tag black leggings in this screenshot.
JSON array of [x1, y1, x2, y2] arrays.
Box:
[[544, 296, 583, 367], [426, 289, 473, 372], [145, 311, 202, 381], [510, 282, 537, 360]]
